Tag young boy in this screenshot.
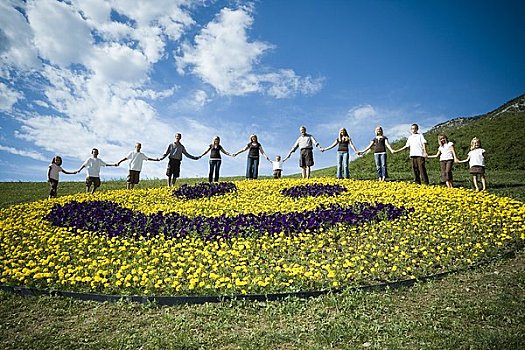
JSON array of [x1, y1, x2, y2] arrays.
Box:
[[393, 124, 429, 185], [268, 155, 284, 179], [117, 143, 159, 189], [77, 148, 117, 193]]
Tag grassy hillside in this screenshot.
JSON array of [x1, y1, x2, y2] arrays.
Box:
[[328, 94, 525, 177]]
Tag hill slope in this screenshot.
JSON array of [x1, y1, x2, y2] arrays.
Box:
[[332, 93, 525, 176]]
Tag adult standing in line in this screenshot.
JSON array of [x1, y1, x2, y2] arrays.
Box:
[[159, 133, 199, 187], [198, 136, 234, 182], [284, 126, 321, 179], [427, 134, 458, 188], [393, 123, 429, 185], [233, 134, 270, 179], [320, 127, 358, 179], [357, 126, 395, 181], [77, 148, 118, 193], [117, 143, 160, 189]]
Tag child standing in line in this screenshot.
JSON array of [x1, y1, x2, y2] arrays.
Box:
[[458, 137, 487, 191], [47, 156, 77, 198], [428, 134, 459, 188], [268, 155, 284, 179]]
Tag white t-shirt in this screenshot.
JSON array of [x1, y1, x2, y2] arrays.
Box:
[[125, 151, 149, 171], [48, 163, 63, 181], [81, 157, 107, 177], [438, 142, 454, 161], [405, 133, 427, 157], [271, 160, 283, 171], [468, 148, 485, 167]]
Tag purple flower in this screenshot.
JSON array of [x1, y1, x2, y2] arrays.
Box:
[[173, 182, 237, 200], [281, 184, 346, 198]]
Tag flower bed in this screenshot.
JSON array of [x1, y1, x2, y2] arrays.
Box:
[[1, 178, 524, 296], [173, 182, 236, 200]]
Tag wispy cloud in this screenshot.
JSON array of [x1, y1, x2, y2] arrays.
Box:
[[0, 144, 47, 161], [175, 7, 323, 98]]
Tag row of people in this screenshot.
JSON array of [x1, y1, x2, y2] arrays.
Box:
[[47, 125, 486, 198]]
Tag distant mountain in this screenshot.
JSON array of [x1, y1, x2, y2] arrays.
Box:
[[344, 93, 525, 175]]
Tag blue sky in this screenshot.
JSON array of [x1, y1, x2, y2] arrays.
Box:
[[1, 0, 524, 182]]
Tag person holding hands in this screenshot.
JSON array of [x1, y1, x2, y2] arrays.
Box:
[[357, 126, 394, 181], [47, 155, 78, 198], [159, 133, 199, 187], [78, 148, 118, 193], [198, 136, 233, 182], [393, 123, 429, 185], [321, 127, 358, 179], [284, 126, 321, 179], [117, 143, 159, 189], [233, 134, 270, 179], [427, 134, 458, 188]]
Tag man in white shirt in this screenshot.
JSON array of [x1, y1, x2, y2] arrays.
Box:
[[78, 148, 117, 193], [117, 143, 159, 189], [393, 124, 429, 185], [284, 126, 321, 179]]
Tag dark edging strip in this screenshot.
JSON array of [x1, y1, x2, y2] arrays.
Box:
[[0, 250, 517, 306]]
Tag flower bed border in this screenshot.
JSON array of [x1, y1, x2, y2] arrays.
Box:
[[0, 250, 517, 306]]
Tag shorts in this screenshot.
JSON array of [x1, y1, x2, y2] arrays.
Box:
[[469, 165, 485, 175], [273, 169, 282, 179], [86, 176, 101, 188], [166, 158, 181, 177], [299, 148, 314, 167], [127, 170, 141, 184]]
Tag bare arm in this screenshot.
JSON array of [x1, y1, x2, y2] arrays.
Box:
[[259, 145, 270, 161], [198, 145, 212, 158], [321, 139, 338, 152], [233, 144, 249, 157]]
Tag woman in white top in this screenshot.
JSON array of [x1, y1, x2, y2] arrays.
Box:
[[458, 137, 486, 191], [428, 134, 459, 188]]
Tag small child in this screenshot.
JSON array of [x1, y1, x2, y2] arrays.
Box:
[[458, 137, 486, 191], [47, 156, 77, 198], [269, 155, 284, 179]]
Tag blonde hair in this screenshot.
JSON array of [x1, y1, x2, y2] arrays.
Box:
[[338, 128, 349, 142], [470, 137, 481, 150]]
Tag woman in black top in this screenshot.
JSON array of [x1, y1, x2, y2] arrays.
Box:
[[321, 128, 358, 179], [199, 136, 233, 182], [233, 134, 269, 179], [358, 126, 395, 181]]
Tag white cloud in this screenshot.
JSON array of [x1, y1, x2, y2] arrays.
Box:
[[348, 104, 378, 121], [27, 0, 93, 67], [176, 7, 323, 98], [0, 82, 23, 111], [0, 143, 47, 161], [0, 1, 40, 69]]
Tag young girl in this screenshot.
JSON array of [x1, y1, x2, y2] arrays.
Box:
[[321, 128, 358, 179], [358, 126, 394, 181], [428, 134, 458, 188], [199, 136, 233, 182], [458, 137, 487, 191], [47, 156, 77, 198]]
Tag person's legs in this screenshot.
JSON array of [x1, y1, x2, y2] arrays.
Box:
[[208, 160, 214, 182], [342, 151, 349, 179], [374, 153, 382, 179], [48, 179, 58, 198], [418, 157, 429, 185], [380, 153, 387, 180], [411, 157, 421, 184], [336, 152, 343, 179], [214, 160, 221, 182], [480, 175, 487, 190], [253, 158, 259, 179]]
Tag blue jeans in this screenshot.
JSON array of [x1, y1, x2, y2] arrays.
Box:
[[374, 153, 387, 179], [336, 151, 349, 179], [246, 157, 259, 179], [209, 159, 221, 182]]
